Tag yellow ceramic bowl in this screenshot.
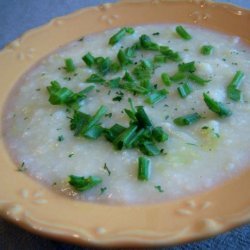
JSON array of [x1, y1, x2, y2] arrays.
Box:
[[0, 0, 249, 247]]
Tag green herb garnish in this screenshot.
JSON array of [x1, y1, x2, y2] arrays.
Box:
[[161, 73, 171, 86], [139, 34, 159, 51], [176, 25, 192, 40], [188, 74, 210, 85], [138, 156, 151, 181], [174, 113, 201, 126], [58, 135, 64, 142], [65, 58, 76, 72], [203, 93, 232, 117], [104, 163, 111, 176], [177, 82, 192, 98], [227, 71, 244, 101], [178, 61, 196, 73], [200, 45, 214, 55], [109, 27, 135, 45], [146, 89, 168, 105], [82, 52, 95, 67], [155, 185, 164, 192], [68, 175, 102, 192]]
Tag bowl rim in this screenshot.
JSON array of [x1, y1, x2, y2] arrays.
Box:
[[0, 0, 250, 247]]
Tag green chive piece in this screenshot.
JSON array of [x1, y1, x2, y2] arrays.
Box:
[[139, 141, 161, 156], [110, 62, 121, 73], [139, 34, 159, 51], [138, 156, 151, 181], [96, 57, 112, 75], [68, 175, 102, 192], [152, 127, 168, 142], [109, 27, 135, 45], [81, 106, 107, 134], [146, 89, 168, 105], [107, 77, 121, 89], [160, 46, 181, 62], [126, 128, 145, 148], [104, 124, 126, 142], [47, 81, 89, 107], [203, 93, 232, 117], [86, 74, 105, 83], [170, 72, 186, 82], [83, 125, 103, 139], [188, 74, 211, 85], [154, 55, 167, 64], [82, 52, 95, 67], [117, 49, 133, 66], [132, 60, 154, 80], [227, 71, 244, 101], [176, 25, 192, 40], [123, 71, 134, 83], [113, 124, 138, 150], [65, 58, 76, 72], [178, 61, 196, 73], [135, 106, 153, 128], [200, 45, 214, 55], [177, 82, 192, 98], [161, 73, 172, 86], [174, 113, 201, 126]]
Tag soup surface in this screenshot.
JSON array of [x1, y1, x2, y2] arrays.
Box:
[[4, 24, 250, 204]]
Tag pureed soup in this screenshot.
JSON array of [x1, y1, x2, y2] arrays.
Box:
[[4, 25, 250, 204]]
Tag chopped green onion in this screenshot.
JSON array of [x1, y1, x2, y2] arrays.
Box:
[[107, 77, 121, 89], [152, 127, 168, 142], [170, 72, 186, 82], [160, 46, 181, 62], [132, 60, 154, 80], [139, 141, 161, 156], [104, 124, 126, 142], [227, 71, 244, 101], [113, 124, 138, 149], [117, 49, 133, 66], [188, 74, 210, 85], [203, 93, 232, 117], [82, 52, 95, 67], [200, 45, 214, 55], [146, 89, 168, 105], [178, 61, 196, 73], [138, 156, 151, 181], [176, 25, 192, 40], [174, 113, 201, 126], [177, 82, 192, 98], [139, 34, 159, 51], [83, 125, 103, 139], [126, 128, 145, 148], [81, 106, 107, 135], [109, 27, 135, 45], [68, 175, 102, 192], [123, 71, 134, 83], [96, 57, 112, 75], [154, 55, 167, 64], [135, 106, 153, 128], [110, 62, 120, 73], [86, 74, 105, 83], [64, 58, 76, 72], [47, 81, 90, 107], [161, 73, 172, 86]]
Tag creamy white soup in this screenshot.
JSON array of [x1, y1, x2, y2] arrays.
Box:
[[4, 25, 250, 204]]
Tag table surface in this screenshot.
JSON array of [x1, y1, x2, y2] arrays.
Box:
[[1, 0, 250, 249]]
